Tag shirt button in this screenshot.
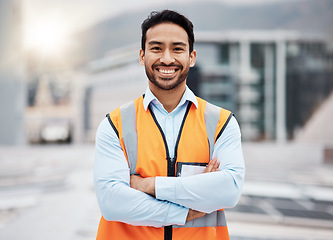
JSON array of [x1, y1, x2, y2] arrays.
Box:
[[167, 136, 172, 141]]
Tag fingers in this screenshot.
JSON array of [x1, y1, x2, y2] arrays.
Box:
[[212, 158, 220, 172], [186, 209, 206, 221], [203, 157, 220, 173]]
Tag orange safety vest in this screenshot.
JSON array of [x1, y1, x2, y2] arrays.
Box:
[[97, 95, 233, 240]]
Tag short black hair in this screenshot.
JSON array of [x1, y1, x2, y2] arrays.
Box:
[[141, 10, 195, 53]]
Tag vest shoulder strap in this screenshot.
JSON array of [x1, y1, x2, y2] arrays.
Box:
[[202, 100, 233, 158], [204, 102, 221, 158], [106, 100, 138, 175], [119, 101, 138, 175]]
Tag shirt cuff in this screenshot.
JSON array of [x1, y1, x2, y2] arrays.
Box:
[[165, 201, 189, 226], [155, 176, 178, 202]]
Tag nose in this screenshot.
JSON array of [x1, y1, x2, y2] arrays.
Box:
[[160, 50, 175, 65]]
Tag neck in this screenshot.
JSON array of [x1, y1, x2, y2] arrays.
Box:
[[149, 83, 186, 113]]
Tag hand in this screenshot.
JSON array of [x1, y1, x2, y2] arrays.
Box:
[[130, 175, 155, 197], [203, 157, 220, 173], [186, 209, 206, 221]]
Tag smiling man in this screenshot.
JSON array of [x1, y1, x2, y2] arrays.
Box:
[[94, 10, 245, 240]]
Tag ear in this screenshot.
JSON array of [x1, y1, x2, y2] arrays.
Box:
[[139, 49, 145, 66], [189, 49, 197, 67]]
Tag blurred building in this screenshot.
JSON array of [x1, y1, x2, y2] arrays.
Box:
[[0, 0, 26, 145], [195, 30, 333, 141], [78, 30, 333, 142]]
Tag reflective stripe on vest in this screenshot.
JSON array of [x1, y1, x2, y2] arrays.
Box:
[[204, 102, 222, 158], [119, 99, 229, 228], [120, 101, 138, 175]]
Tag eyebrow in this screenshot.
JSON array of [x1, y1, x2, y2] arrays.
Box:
[[172, 42, 187, 47], [148, 41, 163, 46], [148, 41, 187, 47]]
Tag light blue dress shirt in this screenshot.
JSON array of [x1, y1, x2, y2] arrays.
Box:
[[94, 86, 245, 227]]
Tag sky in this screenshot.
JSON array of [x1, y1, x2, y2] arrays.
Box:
[[22, 0, 299, 52]]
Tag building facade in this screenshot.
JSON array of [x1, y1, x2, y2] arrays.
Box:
[[194, 30, 333, 141]]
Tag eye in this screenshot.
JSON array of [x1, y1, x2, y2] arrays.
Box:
[[150, 46, 161, 51], [174, 47, 185, 52]]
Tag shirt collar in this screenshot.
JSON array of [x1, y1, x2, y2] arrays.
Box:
[[143, 86, 198, 111]]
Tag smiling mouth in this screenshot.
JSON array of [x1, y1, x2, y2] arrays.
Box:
[[158, 69, 176, 74], [155, 64, 181, 76]]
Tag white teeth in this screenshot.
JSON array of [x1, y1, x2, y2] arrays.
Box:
[[159, 69, 175, 74]]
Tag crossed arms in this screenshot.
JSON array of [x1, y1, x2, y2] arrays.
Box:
[[130, 157, 221, 221], [94, 116, 245, 227]]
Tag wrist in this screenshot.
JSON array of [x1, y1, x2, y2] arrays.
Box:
[[186, 209, 206, 221], [145, 177, 155, 197]]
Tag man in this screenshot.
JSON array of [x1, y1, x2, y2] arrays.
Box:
[[94, 10, 245, 240]]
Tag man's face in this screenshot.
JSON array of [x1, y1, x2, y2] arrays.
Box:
[[139, 23, 196, 91]]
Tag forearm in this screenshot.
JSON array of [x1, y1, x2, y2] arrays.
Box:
[[155, 169, 244, 213], [130, 175, 156, 197], [95, 177, 188, 227]]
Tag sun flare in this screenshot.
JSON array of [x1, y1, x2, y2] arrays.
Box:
[[25, 20, 69, 54]]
